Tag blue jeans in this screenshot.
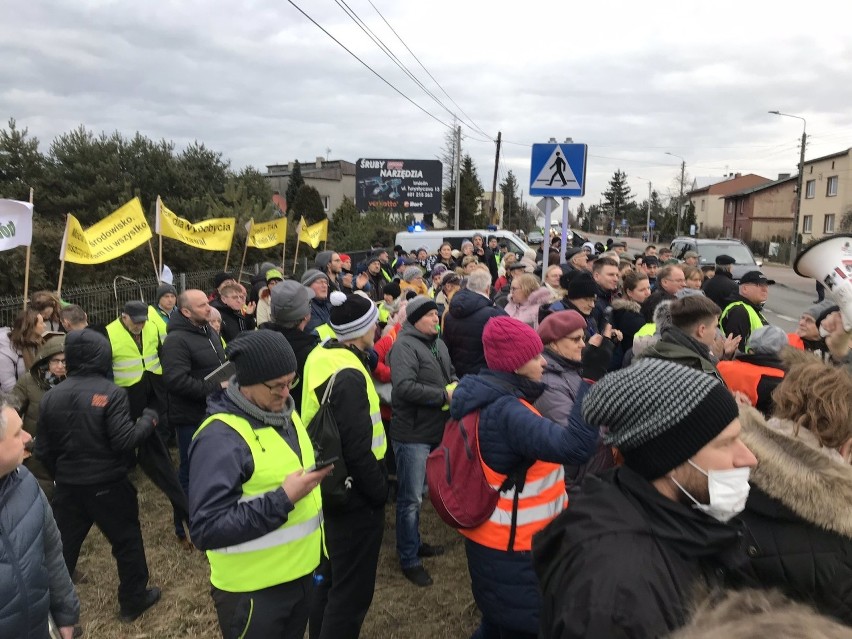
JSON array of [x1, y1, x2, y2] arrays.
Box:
[[392, 441, 431, 569]]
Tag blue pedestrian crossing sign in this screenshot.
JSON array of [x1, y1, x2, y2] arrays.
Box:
[[529, 143, 587, 197]]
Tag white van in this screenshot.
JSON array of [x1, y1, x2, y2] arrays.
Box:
[[394, 229, 533, 256]]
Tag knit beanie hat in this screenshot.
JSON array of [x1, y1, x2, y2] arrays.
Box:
[[583, 358, 739, 479], [483, 316, 544, 373], [566, 272, 598, 300], [226, 330, 297, 386], [805, 299, 840, 327], [402, 266, 423, 283], [270, 280, 315, 324], [406, 296, 439, 326], [213, 272, 235, 289], [537, 310, 587, 344], [430, 263, 448, 278], [301, 269, 328, 287], [329, 291, 378, 340], [747, 325, 787, 355], [384, 280, 401, 300], [265, 269, 283, 284], [156, 283, 177, 301]]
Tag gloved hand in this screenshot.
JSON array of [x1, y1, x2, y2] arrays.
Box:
[[366, 347, 379, 371], [581, 336, 614, 382], [141, 407, 159, 427]]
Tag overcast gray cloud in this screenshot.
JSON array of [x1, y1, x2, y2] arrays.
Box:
[[3, 0, 852, 213]]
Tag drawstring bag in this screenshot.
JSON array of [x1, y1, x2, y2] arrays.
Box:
[[305, 372, 350, 506]]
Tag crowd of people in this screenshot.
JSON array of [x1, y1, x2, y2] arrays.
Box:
[[1, 231, 852, 638]]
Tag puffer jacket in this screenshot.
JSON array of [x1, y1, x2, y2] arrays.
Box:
[[161, 311, 227, 428], [534, 465, 754, 639], [0, 467, 79, 638], [504, 287, 552, 328], [0, 327, 26, 393], [610, 297, 646, 369], [736, 406, 852, 624], [535, 349, 582, 427], [35, 330, 157, 485], [443, 289, 507, 377], [449, 370, 601, 634], [387, 323, 455, 445]]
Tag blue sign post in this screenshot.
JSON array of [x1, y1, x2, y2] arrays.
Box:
[[529, 143, 588, 197]]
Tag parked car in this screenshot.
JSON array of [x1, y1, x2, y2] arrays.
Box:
[[670, 237, 763, 279], [527, 230, 544, 245], [394, 229, 533, 257]]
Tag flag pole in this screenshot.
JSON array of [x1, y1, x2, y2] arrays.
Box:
[[156, 196, 163, 278], [223, 240, 232, 273], [22, 187, 34, 310], [56, 214, 70, 298], [292, 238, 300, 274], [147, 240, 160, 281], [238, 220, 253, 282]]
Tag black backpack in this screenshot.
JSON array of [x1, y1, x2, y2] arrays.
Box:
[[305, 372, 350, 506]]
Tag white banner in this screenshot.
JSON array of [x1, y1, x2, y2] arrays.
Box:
[[0, 199, 34, 252]]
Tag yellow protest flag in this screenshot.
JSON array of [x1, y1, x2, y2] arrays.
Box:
[[298, 218, 328, 249], [247, 217, 287, 249], [156, 198, 235, 251], [59, 197, 152, 265]]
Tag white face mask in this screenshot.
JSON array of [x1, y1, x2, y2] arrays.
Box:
[[670, 459, 751, 523]]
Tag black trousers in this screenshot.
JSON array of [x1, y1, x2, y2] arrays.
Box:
[[211, 574, 313, 639], [309, 506, 384, 639], [52, 478, 149, 606]]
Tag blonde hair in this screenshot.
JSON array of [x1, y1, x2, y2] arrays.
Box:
[[513, 273, 541, 298], [772, 360, 852, 449]]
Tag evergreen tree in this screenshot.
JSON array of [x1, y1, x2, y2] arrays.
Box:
[[285, 161, 304, 212], [499, 170, 522, 230], [442, 154, 484, 229], [0, 118, 45, 200], [603, 170, 634, 220], [291, 184, 326, 224]]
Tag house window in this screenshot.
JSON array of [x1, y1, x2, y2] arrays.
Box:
[[824, 214, 836, 234], [827, 176, 838, 197], [802, 215, 813, 234], [700, 199, 705, 211], [805, 180, 816, 198], [322, 196, 330, 211], [727, 201, 734, 214]]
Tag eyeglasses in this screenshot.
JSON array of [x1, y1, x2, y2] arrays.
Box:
[[49, 358, 66, 366], [262, 376, 300, 394]]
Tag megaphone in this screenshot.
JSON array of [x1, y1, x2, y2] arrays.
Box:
[[794, 233, 852, 331]]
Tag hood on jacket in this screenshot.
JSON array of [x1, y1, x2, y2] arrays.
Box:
[[30, 335, 65, 372], [516, 287, 552, 308], [450, 369, 544, 418], [612, 297, 642, 314], [314, 250, 334, 273], [65, 329, 111, 377], [739, 405, 852, 538], [448, 288, 495, 320]]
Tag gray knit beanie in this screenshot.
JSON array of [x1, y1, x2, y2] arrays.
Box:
[[582, 358, 739, 479], [805, 299, 840, 328], [747, 325, 787, 355], [226, 330, 297, 386], [156, 283, 177, 301], [301, 269, 328, 287], [402, 266, 423, 283]]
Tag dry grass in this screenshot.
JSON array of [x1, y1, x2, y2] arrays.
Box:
[[73, 467, 480, 638]]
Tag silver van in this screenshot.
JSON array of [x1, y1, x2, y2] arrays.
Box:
[[395, 229, 533, 256]]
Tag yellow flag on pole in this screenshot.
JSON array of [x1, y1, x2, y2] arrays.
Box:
[[59, 197, 152, 265], [247, 217, 287, 249], [298, 217, 328, 249], [156, 198, 235, 251]]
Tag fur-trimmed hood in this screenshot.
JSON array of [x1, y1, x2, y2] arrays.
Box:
[[611, 297, 641, 314], [739, 405, 852, 538]]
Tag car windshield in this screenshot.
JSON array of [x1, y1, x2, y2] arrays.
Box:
[[696, 243, 756, 265]]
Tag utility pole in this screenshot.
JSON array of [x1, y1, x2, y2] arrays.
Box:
[[454, 125, 461, 231], [676, 160, 685, 236], [768, 111, 807, 263], [489, 131, 502, 226]]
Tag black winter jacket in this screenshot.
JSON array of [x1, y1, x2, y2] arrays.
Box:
[[35, 329, 156, 485], [388, 323, 455, 445], [702, 270, 739, 309], [0, 467, 79, 638], [534, 465, 753, 639], [443, 289, 506, 378], [737, 407, 852, 624], [211, 299, 256, 343], [259, 322, 319, 412], [720, 295, 769, 353], [611, 297, 646, 369], [161, 311, 227, 428]]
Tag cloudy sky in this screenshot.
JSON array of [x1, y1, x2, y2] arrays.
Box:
[[3, 0, 852, 218]]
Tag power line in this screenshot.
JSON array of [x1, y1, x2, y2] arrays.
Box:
[[367, 0, 493, 141], [285, 0, 452, 130]]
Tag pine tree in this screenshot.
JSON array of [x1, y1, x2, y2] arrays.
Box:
[[285, 161, 304, 212], [0, 118, 45, 200], [499, 170, 522, 230], [291, 184, 326, 224]]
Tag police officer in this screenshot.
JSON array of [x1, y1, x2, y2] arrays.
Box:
[[189, 331, 332, 639], [702, 254, 739, 308], [720, 270, 775, 353]]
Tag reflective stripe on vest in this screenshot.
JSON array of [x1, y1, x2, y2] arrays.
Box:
[[459, 400, 567, 552], [634, 322, 656, 337], [147, 305, 168, 345], [105, 318, 161, 387], [193, 412, 323, 592], [315, 323, 337, 342], [301, 345, 387, 461], [719, 301, 766, 336], [716, 360, 785, 408]]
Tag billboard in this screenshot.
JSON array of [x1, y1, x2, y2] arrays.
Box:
[[356, 159, 443, 214]]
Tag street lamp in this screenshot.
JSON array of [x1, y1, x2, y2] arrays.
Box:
[[635, 176, 653, 240], [665, 152, 687, 236], [768, 110, 807, 263]]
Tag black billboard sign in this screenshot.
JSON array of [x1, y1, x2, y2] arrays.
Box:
[[356, 159, 443, 214]]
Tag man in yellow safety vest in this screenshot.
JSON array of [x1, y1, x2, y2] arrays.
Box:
[[720, 271, 774, 353], [189, 330, 332, 639]]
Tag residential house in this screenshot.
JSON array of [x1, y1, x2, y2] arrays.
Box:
[[721, 174, 797, 242], [265, 158, 356, 219], [799, 147, 851, 241], [688, 173, 772, 234]]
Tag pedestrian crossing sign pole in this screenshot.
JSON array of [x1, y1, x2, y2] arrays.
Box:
[[529, 142, 587, 197]]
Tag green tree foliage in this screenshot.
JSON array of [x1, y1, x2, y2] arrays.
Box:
[[0, 118, 44, 201], [284, 161, 305, 212], [499, 170, 522, 230], [442, 154, 485, 229], [291, 185, 326, 224], [329, 198, 404, 251], [603, 170, 634, 219]]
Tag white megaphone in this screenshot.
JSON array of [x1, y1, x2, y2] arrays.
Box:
[[794, 233, 852, 332]]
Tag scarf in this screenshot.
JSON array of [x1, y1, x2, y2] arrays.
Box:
[[225, 379, 294, 431]]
